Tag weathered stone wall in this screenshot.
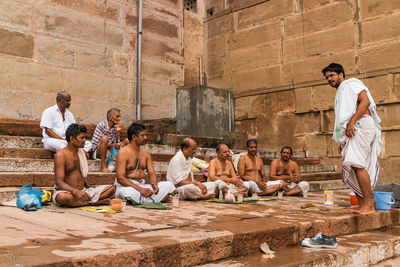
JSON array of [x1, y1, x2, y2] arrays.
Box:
[[204, 0, 400, 182], [0, 0, 184, 125]]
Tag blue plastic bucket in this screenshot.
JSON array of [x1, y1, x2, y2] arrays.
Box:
[[373, 191, 395, 210]]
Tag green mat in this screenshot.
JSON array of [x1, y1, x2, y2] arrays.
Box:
[[130, 202, 172, 210], [206, 199, 258, 204]]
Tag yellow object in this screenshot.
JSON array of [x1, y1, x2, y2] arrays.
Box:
[[324, 190, 334, 205], [41, 190, 52, 202], [192, 166, 200, 173]]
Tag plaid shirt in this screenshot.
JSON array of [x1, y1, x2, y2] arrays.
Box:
[[90, 120, 120, 152]]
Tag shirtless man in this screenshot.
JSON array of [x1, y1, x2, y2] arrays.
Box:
[[269, 146, 310, 196], [237, 139, 285, 195], [114, 123, 175, 204], [208, 144, 248, 197], [53, 123, 115, 207], [167, 137, 215, 200]]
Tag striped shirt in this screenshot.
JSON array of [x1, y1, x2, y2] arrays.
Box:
[[90, 120, 120, 152]]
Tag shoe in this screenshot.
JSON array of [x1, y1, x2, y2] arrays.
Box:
[[301, 233, 338, 248]]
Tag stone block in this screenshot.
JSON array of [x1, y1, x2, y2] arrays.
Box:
[[145, 0, 180, 9], [362, 75, 393, 104], [142, 59, 182, 85], [302, 134, 327, 157], [281, 50, 356, 85], [283, 37, 306, 62], [295, 112, 320, 134], [0, 0, 32, 27], [235, 119, 257, 138], [228, 64, 281, 92], [224, 42, 281, 73], [361, 12, 400, 44], [50, 0, 120, 22], [295, 87, 313, 113], [141, 80, 175, 119], [303, 23, 355, 56], [142, 13, 179, 39], [205, 55, 224, 77], [235, 95, 258, 120], [382, 131, 400, 157], [35, 35, 77, 68], [124, 6, 138, 28], [359, 40, 400, 73], [0, 28, 34, 58], [206, 13, 234, 38], [76, 49, 114, 74], [227, 21, 281, 51], [206, 35, 227, 57], [311, 84, 336, 111], [252, 90, 296, 116], [36, 7, 124, 47], [205, 0, 225, 18], [360, 0, 400, 19], [142, 35, 181, 59], [394, 73, 400, 102], [236, 0, 293, 29], [326, 136, 340, 157], [323, 109, 335, 132], [114, 52, 130, 78], [285, 2, 354, 37], [296, 0, 338, 11]]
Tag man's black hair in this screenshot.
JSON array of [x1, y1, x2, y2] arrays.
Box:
[[281, 146, 293, 155], [127, 123, 146, 141], [322, 63, 345, 78], [246, 139, 257, 147], [65, 123, 87, 142]]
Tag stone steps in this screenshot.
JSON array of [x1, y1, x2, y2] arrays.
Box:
[[0, 197, 398, 266], [198, 227, 400, 267]]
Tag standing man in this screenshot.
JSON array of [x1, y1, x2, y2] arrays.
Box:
[[114, 123, 175, 204], [323, 63, 383, 215], [40, 92, 91, 152], [53, 123, 115, 207], [237, 139, 286, 195], [167, 137, 216, 200], [90, 108, 128, 172], [269, 146, 310, 196]]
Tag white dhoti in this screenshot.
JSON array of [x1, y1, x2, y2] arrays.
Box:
[[333, 78, 383, 197], [43, 138, 92, 152], [244, 180, 284, 194], [287, 181, 310, 193], [341, 116, 379, 197], [114, 179, 176, 204], [176, 182, 216, 200]]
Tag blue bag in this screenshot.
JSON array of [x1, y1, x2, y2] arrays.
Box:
[[107, 146, 119, 172], [16, 185, 44, 210]]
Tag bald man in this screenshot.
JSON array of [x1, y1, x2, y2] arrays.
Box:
[[166, 138, 215, 200]]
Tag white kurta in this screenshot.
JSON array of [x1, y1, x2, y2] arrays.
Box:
[[333, 78, 383, 197]]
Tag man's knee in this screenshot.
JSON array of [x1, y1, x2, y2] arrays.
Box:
[[104, 185, 116, 196], [279, 180, 287, 188], [55, 193, 74, 206]]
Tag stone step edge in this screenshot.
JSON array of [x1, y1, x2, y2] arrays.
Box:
[[2, 208, 398, 267]]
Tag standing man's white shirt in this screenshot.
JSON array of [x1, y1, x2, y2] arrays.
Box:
[[40, 105, 91, 152]]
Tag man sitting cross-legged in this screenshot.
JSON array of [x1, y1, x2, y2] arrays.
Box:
[[167, 137, 216, 200], [270, 146, 310, 196], [90, 108, 129, 173], [114, 123, 176, 204], [208, 144, 249, 197], [237, 139, 286, 195], [53, 123, 116, 207]]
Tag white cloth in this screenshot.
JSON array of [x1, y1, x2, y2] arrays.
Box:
[[40, 104, 76, 141], [77, 148, 88, 178], [287, 181, 310, 193], [114, 178, 176, 204], [341, 116, 379, 196], [167, 150, 193, 185], [176, 182, 216, 200], [333, 78, 383, 197], [247, 180, 283, 194], [43, 138, 92, 152], [53, 185, 110, 205]]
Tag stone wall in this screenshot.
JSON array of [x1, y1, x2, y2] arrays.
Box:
[[0, 0, 184, 125], [204, 0, 400, 182]]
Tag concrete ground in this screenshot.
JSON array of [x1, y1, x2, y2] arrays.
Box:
[[0, 195, 399, 267]]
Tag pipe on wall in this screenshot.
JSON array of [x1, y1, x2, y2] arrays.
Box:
[[136, 0, 143, 120]]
